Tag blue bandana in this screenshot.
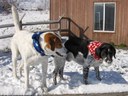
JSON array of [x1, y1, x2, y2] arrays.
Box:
[[32, 32, 45, 56]]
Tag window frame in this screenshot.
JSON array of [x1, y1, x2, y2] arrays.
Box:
[[94, 2, 116, 33]]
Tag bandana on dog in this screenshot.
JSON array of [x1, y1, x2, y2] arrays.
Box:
[[88, 41, 102, 60], [32, 32, 45, 56]]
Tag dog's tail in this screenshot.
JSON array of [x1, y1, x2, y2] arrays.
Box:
[[11, 5, 21, 32]]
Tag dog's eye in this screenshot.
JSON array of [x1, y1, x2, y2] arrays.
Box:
[[56, 43, 62, 48], [59, 43, 62, 46]]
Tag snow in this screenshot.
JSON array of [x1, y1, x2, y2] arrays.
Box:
[[0, 0, 49, 11], [0, 10, 128, 95], [18, 0, 49, 10]]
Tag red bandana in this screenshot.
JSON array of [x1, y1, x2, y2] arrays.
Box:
[[88, 41, 102, 60]]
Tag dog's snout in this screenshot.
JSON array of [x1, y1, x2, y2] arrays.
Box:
[[105, 56, 113, 63], [105, 59, 112, 63], [107, 60, 112, 64]]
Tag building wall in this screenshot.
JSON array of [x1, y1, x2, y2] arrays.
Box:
[[50, 0, 128, 45]]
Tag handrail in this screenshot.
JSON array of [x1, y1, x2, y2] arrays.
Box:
[[0, 29, 69, 39], [0, 17, 65, 39], [0, 20, 60, 29], [0, 17, 89, 39]]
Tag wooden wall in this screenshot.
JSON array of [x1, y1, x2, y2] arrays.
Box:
[[50, 0, 128, 45]]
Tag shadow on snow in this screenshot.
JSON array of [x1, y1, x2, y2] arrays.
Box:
[[64, 70, 127, 87]]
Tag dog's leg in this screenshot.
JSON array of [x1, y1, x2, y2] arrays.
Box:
[[53, 56, 60, 85], [94, 67, 101, 81], [59, 66, 65, 80], [12, 57, 17, 79], [53, 56, 66, 85], [83, 66, 89, 84], [24, 61, 29, 89], [41, 59, 48, 92], [11, 48, 19, 79], [53, 68, 58, 85], [58, 58, 66, 81], [18, 62, 24, 77]]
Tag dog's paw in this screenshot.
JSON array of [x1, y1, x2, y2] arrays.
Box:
[[36, 87, 43, 95], [12, 78, 21, 85], [24, 87, 35, 95], [96, 76, 102, 81], [83, 80, 89, 85], [60, 77, 67, 81], [35, 86, 48, 94], [54, 81, 57, 85], [13, 74, 19, 80], [42, 87, 48, 93]]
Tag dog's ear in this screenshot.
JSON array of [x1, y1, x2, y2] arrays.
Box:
[[46, 38, 56, 51], [95, 47, 101, 58], [107, 44, 116, 58], [44, 33, 57, 51], [111, 46, 116, 58]]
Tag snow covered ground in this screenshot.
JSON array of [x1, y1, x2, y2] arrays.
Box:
[[0, 10, 128, 95]]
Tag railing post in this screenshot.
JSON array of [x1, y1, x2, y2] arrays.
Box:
[[19, 21, 22, 30], [68, 18, 71, 37], [79, 28, 83, 39], [58, 18, 61, 32]]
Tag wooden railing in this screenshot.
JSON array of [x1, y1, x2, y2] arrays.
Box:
[[0, 17, 89, 39]]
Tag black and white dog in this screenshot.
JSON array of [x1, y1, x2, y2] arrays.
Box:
[[53, 36, 116, 85]]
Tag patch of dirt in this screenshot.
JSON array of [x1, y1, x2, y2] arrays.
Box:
[[44, 92, 128, 96]]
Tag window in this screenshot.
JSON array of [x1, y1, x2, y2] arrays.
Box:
[[94, 2, 116, 32]]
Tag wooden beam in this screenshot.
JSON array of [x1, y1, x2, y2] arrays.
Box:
[[0, 34, 14, 39], [0, 29, 69, 39], [0, 20, 60, 29]]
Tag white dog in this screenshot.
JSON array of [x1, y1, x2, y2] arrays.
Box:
[[11, 5, 66, 92]]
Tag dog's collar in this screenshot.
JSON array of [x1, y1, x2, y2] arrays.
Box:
[[88, 41, 102, 60], [32, 32, 45, 56]]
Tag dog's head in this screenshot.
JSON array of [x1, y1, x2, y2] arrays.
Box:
[[96, 43, 116, 66], [42, 33, 66, 57]]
